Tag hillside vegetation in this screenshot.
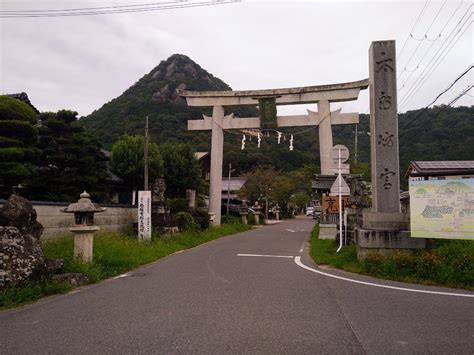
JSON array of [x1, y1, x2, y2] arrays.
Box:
[[78, 54, 473, 177]]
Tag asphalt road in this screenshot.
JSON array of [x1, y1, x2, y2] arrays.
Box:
[[1, 217, 473, 354]]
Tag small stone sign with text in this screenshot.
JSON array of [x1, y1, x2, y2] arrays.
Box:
[[138, 191, 151, 240]]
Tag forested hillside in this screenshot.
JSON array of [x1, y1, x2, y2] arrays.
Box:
[[78, 54, 473, 178]]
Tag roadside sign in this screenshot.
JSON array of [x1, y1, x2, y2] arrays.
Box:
[[322, 196, 350, 213], [331, 144, 349, 163], [330, 175, 350, 196]]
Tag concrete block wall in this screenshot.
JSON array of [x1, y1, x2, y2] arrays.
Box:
[[0, 201, 137, 240]]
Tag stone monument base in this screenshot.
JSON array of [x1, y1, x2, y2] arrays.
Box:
[[319, 223, 337, 240], [356, 212, 426, 259]]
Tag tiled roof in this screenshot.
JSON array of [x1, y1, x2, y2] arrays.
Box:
[[221, 177, 246, 192], [194, 152, 209, 160], [407, 161, 474, 177]]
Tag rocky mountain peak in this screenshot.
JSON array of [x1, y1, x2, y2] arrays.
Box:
[[147, 54, 230, 104]]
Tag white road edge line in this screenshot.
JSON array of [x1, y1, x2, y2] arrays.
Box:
[[237, 253, 294, 259], [294, 256, 474, 298], [113, 273, 129, 279]]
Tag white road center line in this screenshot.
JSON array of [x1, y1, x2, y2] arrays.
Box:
[[285, 228, 297, 233], [237, 253, 295, 259], [294, 256, 474, 298]]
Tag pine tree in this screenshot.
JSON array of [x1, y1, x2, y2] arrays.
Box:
[[26, 110, 107, 202], [0, 96, 39, 197]]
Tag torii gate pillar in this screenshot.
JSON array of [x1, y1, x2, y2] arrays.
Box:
[[209, 105, 224, 225], [316, 100, 333, 174]]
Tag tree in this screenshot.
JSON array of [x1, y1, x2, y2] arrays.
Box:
[[110, 134, 163, 192], [26, 110, 107, 202], [240, 166, 276, 204], [159, 142, 201, 198], [0, 96, 39, 197]]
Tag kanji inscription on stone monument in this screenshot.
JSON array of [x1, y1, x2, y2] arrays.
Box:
[[369, 40, 401, 213]]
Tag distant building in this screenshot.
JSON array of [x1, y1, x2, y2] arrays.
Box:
[[404, 160, 474, 217], [405, 161, 474, 182], [194, 152, 210, 181], [221, 177, 247, 215], [221, 177, 246, 200]]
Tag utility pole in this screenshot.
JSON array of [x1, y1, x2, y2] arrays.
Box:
[[144, 115, 149, 191]]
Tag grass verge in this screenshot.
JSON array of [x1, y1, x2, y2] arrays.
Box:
[[310, 223, 474, 290], [1, 222, 251, 310]]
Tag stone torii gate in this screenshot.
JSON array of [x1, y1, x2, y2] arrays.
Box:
[[178, 80, 368, 226]]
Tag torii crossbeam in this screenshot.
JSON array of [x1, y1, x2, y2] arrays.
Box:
[[178, 79, 368, 225]]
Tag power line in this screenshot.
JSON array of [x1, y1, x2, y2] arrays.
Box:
[[397, 0, 430, 60], [423, 65, 473, 108], [400, 15, 472, 109], [446, 84, 473, 106], [398, 0, 465, 85], [397, 0, 448, 81], [0, 0, 239, 18], [432, 84, 473, 118], [0, 1, 181, 13], [402, 66, 473, 123], [399, 5, 472, 109]]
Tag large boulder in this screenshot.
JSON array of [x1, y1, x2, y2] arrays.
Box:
[[0, 226, 47, 288], [0, 195, 43, 239]]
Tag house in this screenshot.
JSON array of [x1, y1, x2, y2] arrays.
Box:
[[194, 152, 210, 181], [405, 161, 474, 182], [221, 177, 247, 215]]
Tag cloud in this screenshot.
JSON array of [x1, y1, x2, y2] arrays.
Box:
[[0, 1, 471, 116]]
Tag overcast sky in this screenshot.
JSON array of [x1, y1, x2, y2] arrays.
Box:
[[1, 0, 472, 117]]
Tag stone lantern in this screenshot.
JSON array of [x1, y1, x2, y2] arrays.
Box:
[[61, 191, 106, 263], [253, 201, 262, 225], [274, 203, 281, 220], [239, 201, 249, 225]]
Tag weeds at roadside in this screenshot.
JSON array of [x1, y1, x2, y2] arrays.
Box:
[[310, 223, 474, 290], [1, 223, 251, 310]]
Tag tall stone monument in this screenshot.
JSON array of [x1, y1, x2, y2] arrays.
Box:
[[369, 40, 400, 213], [356, 40, 425, 257]]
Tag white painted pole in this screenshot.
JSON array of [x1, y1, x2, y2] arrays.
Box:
[[337, 148, 343, 253]]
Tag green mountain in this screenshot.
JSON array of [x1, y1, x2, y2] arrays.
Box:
[[79, 54, 474, 179]]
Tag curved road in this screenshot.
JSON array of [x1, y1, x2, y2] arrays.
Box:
[[1, 217, 473, 354]]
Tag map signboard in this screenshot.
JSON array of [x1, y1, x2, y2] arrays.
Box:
[[409, 178, 474, 240]]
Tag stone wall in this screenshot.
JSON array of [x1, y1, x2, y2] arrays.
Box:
[[0, 201, 136, 240]]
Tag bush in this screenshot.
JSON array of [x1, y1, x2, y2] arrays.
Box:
[[192, 208, 210, 230], [174, 211, 198, 232], [247, 213, 255, 225], [167, 198, 189, 214], [221, 214, 241, 225]]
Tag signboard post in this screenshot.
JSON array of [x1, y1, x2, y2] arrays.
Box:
[[138, 190, 152, 241]]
